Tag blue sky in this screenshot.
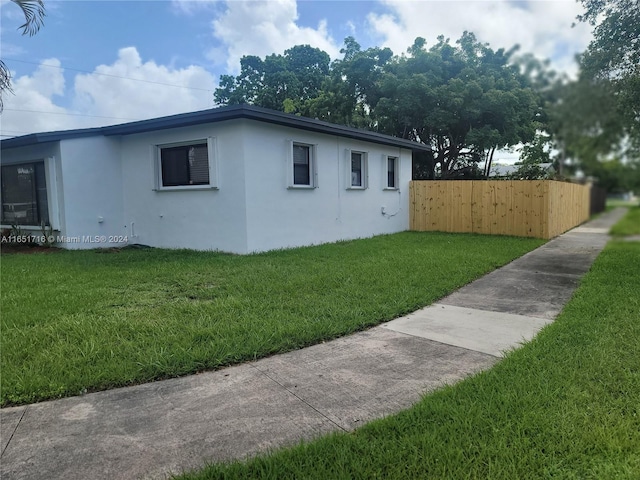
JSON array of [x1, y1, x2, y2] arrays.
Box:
[[1, 0, 593, 157]]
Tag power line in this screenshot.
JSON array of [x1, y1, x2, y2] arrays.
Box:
[[4, 58, 216, 93], [3, 108, 142, 121]]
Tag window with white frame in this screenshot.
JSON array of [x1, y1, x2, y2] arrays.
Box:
[[290, 142, 316, 188], [1, 161, 49, 226], [386, 156, 399, 189], [156, 138, 218, 190], [349, 150, 368, 189]]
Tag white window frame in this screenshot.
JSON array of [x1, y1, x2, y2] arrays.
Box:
[[347, 149, 368, 190], [384, 155, 400, 190], [288, 141, 317, 189], [153, 137, 218, 191]]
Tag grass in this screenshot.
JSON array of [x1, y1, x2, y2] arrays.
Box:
[[0, 232, 543, 406], [610, 205, 640, 236], [606, 198, 639, 209], [178, 239, 640, 480]]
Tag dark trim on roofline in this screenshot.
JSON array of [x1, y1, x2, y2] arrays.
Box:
[[0, 127, 105, 149], [1, 104, 431, 153]]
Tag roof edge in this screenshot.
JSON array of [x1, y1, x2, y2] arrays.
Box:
[[1, 105, 431, 153]]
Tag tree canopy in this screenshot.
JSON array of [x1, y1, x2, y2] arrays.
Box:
[[214, 45, 331, 117], [576, 0, 640, 151], [214, 21, 635, 189], [373, 33, 540, 178], [578, 0, 639, 80], [215, 33, 543, 179], [304, 37, 392, 128], [527, 0, 640, 192]]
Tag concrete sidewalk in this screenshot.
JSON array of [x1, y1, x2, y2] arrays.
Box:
[[0, 208, 627, 480]]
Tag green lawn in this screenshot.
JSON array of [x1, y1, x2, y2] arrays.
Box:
[[0, 232, 543, 406], [179, 240, 640, 480], [610, 206, 640, 236], [606, 198, 639, 210]]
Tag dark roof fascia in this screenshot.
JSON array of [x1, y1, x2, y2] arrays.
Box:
[[102, 105, 431, 153], [241, 106, 432, 153], [1, 105, 431, 153], [0, 127, 105, 150]]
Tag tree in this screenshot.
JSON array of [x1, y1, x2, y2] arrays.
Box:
[[214, 37, 392, 129], [578, 0, 639, 80], [589, 158, 640, 194], [548, 76, 627, 170], [0, 0, 46, 112], [576, 0, 640, 150], [305, 37, 392, 128], [537, 0, 640, 192], [214, 34, 545, 180], [508, 133, 554, 180], [373, 33, 541, 178], [214, 45, 330, 116], [544, 71, 640, 192]]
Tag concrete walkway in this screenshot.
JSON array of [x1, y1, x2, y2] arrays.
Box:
[[0, 208, 627, 480]]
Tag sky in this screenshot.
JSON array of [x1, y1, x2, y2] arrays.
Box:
[[0, 0, 594, 161]]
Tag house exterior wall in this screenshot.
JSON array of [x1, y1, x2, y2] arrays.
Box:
[[241, 121, 412, 253], [119, 121, 249, 253], [2, 116, 415, 253], [57, 136, 125, 249]]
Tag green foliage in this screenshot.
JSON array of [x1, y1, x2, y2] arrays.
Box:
[[179, 242, 640, 480], [576, 0, 640, 152], [374, 32, 541, 178], [578, 0, 639, 80], [590, 159, 640, 194], [215, 37, 391, 128], [214, 45, 331, 115], [508, 134, 554, 180], [543, 70, 639, 189], [541, 0, 640, 188], [610, 206, 640, 236], [549, 77, 629, 167], [309, 37, 392, 127], [507, 162, 553, 181], [0, 233, 542, 406], [519, 133, 552, 164], [214, 33, 543, 179]]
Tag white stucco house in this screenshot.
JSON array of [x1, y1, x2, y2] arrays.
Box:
[[0, 105, 431, 254]]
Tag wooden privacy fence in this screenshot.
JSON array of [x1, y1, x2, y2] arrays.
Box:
[[410, 180, 591, 239]]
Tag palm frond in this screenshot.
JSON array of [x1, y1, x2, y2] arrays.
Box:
[[11, 0, 46, 36], [0, 60, 15, 112]]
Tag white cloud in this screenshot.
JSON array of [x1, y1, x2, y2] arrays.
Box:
[[345, 20, 357, 36], [1, 1, 595, 139], [2, 59, 75, 136], [73, 47, 216, 120], [1, 48, 217, 137], [170, 0, 220, 16], [212, 0, 341, 72], [368, 0, 593, 76]]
